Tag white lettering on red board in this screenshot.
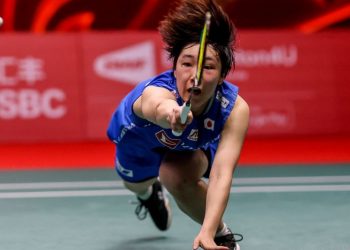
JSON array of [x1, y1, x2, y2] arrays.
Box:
[[94, 41, 156, 85], [0, 56, 67, 120], [236, 45, 298, 67]]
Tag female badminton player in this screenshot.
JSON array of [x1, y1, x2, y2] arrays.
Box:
[[107, 0, 249, 249]]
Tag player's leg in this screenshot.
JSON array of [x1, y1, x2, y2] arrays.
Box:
[[159, 150, 208, 224], [115, 145, 171, 231], [123, 178, 172, 231], [123, 177, 156, 196], [159, 149, 242, 249]]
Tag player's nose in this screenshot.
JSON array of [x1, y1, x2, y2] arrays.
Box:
[[189, 70, 196, 86]]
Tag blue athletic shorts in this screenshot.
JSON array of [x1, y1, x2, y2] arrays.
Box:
[[114, 140, 218, 183]]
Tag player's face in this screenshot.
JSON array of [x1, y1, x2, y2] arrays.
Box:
[[174, 43, 223, 115]]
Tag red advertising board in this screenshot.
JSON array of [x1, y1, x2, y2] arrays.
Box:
[[82, 31, 350, 139], [80, 32, 164, 139], [0, 34, 83, 142], [0, 31, 349, 143], [229, 31, 350, 135]]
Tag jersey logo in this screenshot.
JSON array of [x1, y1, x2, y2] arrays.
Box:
[[116, 159, 133, 178], [221, 96, 230, 108], [155, 130, 180, 149], [204, 118, 215, 131], [187, 129, 199, 141], [216, 91, 230, 108]]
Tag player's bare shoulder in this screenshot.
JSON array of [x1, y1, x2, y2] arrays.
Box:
[[225, 95, 249, 132], [234, 95, 249, 117]]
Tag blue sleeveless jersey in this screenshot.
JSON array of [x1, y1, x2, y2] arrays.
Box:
[[107, 70, 239, 182]]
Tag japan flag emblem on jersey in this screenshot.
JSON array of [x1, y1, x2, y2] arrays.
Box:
[[204, 118, 215, 131]]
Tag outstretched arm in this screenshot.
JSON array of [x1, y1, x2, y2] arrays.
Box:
[[134, 86, 193, 132], [193, 95, 249, 250]]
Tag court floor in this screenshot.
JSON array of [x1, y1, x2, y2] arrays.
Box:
[[1, 164, 350, 250]]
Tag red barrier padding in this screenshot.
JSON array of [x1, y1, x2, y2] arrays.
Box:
[[0, 136, 349, 170]]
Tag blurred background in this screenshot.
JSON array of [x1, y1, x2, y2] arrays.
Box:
[[1, 0, 350, 31], [0, 0, 349, 168]]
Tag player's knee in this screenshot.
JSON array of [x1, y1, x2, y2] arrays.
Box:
[[162, 176, 200, 197], [123, 178, 156, 194]]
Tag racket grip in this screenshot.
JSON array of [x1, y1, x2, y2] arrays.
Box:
[[171, 130, 183, 136], [172, 103, 191, 136], [180, 103, 191, 123]]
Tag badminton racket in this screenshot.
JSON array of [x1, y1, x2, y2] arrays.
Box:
[[172, 12, 211, 136]]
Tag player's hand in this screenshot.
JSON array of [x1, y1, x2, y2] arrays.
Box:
[[193, 233, 229, 250], [167, 105, 193, 134]]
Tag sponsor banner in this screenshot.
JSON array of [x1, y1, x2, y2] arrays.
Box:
[[81, 32, 164, 139], [83, 31, 350, 138], [0, 34, 83, 142], [228, 31, 348, 135], [1, 31, 349, 143]]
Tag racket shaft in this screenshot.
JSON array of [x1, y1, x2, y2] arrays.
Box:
[[172, 13, 210, 136]]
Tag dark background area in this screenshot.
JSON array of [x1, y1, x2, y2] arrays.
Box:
[[0, 0, 349, 32]]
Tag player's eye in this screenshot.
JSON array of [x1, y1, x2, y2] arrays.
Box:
[[182, 62, 192, 67], [203, 64, 214, 70]]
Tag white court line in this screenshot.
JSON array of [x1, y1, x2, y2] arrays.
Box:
[[1, 184, 350, 199], [1, 176, 350, 190], [0, 181, 123, 190], [0, 189, 131, 199], [231, 184, 350, 193], [234, 176, 350, 185]]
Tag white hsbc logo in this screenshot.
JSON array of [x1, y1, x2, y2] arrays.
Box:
[[94, 41, 156, 85]]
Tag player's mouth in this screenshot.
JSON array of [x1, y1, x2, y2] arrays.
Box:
[[188, 87, 201, 96]]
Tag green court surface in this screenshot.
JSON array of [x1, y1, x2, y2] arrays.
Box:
[[1, 164, 350, 250]]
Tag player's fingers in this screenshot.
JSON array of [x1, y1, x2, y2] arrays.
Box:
[[195, 242, 229, 250], [192, 239, 200, 250], [201, 246, 229, 250], [215, 246, 229, 250], [168, 108, 183, 133], [173, 107, 183, 123], [186, 110, 193, 125]]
